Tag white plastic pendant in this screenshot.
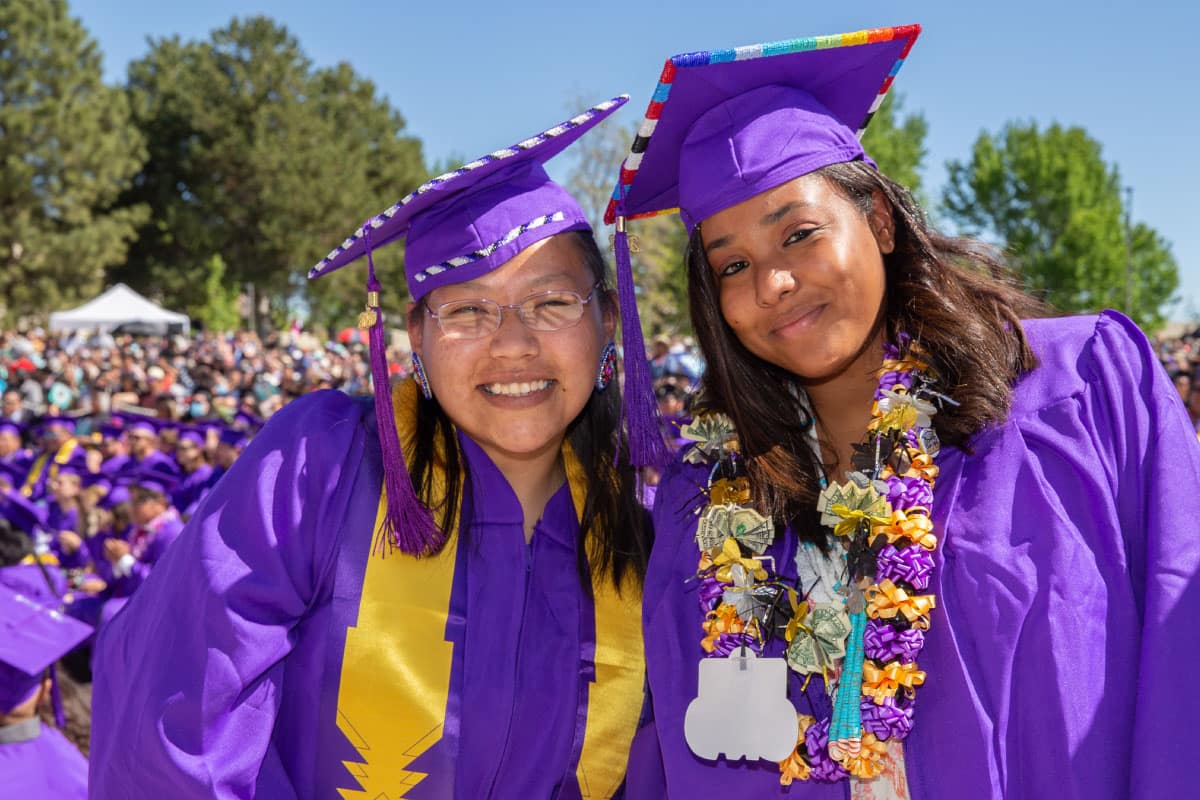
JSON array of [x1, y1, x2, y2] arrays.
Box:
[[684, 650, 798, 763]]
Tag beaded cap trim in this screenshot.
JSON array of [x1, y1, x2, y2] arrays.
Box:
[[602, 25, 920, 225], [411, 212, 566, 284]]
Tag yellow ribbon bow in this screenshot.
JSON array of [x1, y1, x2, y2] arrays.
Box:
[[872, 509, 938, 551], [866, 579, 936, 629], [862, 660, 927, 703], [830, 503, 891, 539], [712, 537, 768, 583], [709, 477, 751, 506]]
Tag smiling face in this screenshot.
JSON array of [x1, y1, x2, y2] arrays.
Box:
[[700, 172, 893, 386], [408, 233, 614, 470]]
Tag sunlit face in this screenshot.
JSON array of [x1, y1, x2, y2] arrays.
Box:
[[127, 429, 157, 460], [175, 439, 203, 471], [701, 173, 893, 384], [49, 472, 81, 503], [408, 234, 614, 470], [130, 488, 167, 526], [0, 431, 18, 457]]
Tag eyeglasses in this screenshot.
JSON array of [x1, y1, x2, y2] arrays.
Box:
[[425, 282, 603, 340]]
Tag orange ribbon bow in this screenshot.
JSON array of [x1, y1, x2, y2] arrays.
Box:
[[866, 579, 936, 629], [862, 660, 927, 704], [872, 509, 938, 551]]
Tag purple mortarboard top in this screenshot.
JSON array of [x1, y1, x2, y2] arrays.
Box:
[[169, 422, 206, 447], [0, 582, 93, 713], [97, 420, 124, 441], [218, 425, 249, 449], [305, 95, 668, 555], [33, 414, 76, 435], [0, 419, 25, 438], [99, 483, 130, 510], [130, 459, 181, 497], [604, 25, 921, 232], [83, 470, 111, 494], [114, 409, 160, 436], [232, 409, 262, 431], [0, 488, 48, 535]]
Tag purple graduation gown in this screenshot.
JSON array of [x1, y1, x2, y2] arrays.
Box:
[[0, 563, 88, 799], [0, 719, 89, 799], [630, 312, 1200, 799], [173, 462, 214, 518], [90, 389, 643, 798]]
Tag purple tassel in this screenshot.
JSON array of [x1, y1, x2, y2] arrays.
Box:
[[50, 663, 64, 729], [613, 200, 668, 468], [362, 221, 441, 556]]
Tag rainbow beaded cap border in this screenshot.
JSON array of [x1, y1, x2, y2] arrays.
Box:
[[680, 340, 943, 784], [602, 24, 920, 225]]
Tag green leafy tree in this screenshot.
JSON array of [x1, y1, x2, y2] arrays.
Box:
[[192, 254, 241, 332], [862, 92, 928, 199], [112, 17, 426, 332], [942, 121, 1178, 329], [0, 0, 148, 325]]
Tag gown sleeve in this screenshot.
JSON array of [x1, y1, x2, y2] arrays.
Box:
[[1082, 310, 1200, 796], [88, 390, 371, 799]]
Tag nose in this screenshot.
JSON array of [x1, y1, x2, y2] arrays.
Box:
[[753, 263, 797, 307], [488, 306, 539, 359]]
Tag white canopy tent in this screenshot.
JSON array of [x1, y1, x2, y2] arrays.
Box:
[[48, 283, 191, 334]]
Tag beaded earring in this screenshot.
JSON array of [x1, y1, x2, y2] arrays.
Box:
[[595, 341, 617, 392], [412, 352, 432, 400]]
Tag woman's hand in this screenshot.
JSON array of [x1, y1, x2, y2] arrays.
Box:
[[104, 538, 131, 562]]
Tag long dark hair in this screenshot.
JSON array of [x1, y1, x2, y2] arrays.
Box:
[[686, 160, 1051, 543], [408, 230, 650, 590]]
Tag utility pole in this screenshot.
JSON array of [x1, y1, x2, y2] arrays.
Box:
[[1124, 185, 1134, 317]]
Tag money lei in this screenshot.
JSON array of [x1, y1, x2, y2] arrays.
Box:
[[685, 342, 945, 784]]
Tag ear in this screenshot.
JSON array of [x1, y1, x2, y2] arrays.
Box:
[[601, 289, 618, 342], [868, 189, 896, 255], [406, 301, 424, 352]]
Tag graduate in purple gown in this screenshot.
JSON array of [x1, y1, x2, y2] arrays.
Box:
[[97, 459, 184, 627], [0, 419, 32, 479], [0, 521, 92, 800], [42, 451, 88, 570], [91, 97, 663, 799], [19, 416, 82, 502], [170, 424, 214, 518], [96, 421, 131, 481], [111, 413, 178, 485], [609, 25, 1200, 799]]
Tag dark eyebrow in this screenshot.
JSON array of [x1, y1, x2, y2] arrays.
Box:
[[760, 201, 811, 228], [705, 201, 814, 254]]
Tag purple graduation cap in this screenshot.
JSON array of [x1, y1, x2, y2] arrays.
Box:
[[33, 415, 77, 437], [99, 483, 131, 511], [52, 450, 90, 480], [218, 425, 250, 450], [0, 489, 48, 535], [308, 95, 661, 556], [172, 423, 206, 448], [604, 25, 921, 233], [114, 411, 159, 438], [130, 459, 182, 498], [0, 418, 25, 440], [97, 420, 125, 442], [0, 581, 93, 716]]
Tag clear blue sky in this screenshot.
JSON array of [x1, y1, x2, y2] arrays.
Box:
[[73, 0, 1200, 318]]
